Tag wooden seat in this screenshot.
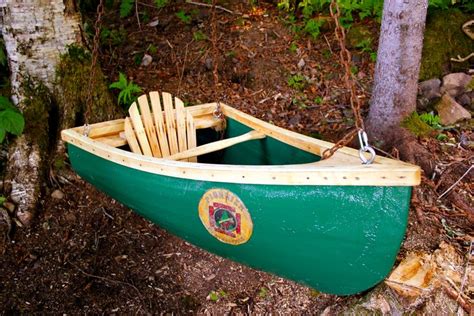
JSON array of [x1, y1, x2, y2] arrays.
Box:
[[124, 92, 197, 162]]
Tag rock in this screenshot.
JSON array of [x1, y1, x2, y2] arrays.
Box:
[[455, 93, 471, 107], [16, 210, 33, 226], [51, 189, 64, 200], [297, 58, 305, 69], [440, 72, 472, 97], [3, 202, 15, 214], [418, 78, 441, 100], [148, 19, 159, 27], [435, 94, 472, 125], [140, 54, 153, 67]]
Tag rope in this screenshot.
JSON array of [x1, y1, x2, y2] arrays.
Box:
[[83, 0, 105, 134], [322, 0, 370, 161]]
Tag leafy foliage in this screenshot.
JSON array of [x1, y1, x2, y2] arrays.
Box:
[[193, 30, 208, 41], [419, 112, 442, 129], [120, 0, 134, 17], [0, 96, 25, 143], [277, 0, 473, 34], [109, 72, 142, 108], [176, 10, 192, 24], [287, 74, 307, 90], [154, 0, 168, 9]]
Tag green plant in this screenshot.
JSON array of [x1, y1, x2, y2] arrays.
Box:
[[176, 10, 191, 24], [208, 289, 227, 302], [419, 112, 442, 129], [354, 37, 377, 61], [193, 30, 208, 41], [0, 96, 25, 143], [109, 72, 142, 108], [289, 42, 298, 53], [120, 0, 134, 17], [303, 18, 324, 38], [287, 74, 306, 90], [258, 287, 268, 298], [154, 0, 168, 9], [0, 195, 6, 205], [147, 44, 158, 54], [314, 96, 323, 104], [101, 27, 127, 47]]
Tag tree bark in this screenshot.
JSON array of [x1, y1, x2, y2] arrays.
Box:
[[0, 0, 119, 225], [367, 0, 434, 174]]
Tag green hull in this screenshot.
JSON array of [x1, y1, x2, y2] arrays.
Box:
[[67, 125, 411, 295]]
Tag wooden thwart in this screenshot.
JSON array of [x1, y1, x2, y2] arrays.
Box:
[[168, 130, 266, 161]]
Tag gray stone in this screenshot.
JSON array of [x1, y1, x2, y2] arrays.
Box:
[[440, 72, 472, 97], [455, 93, 471, 107], [297, 58, 305, 69], [51, 189, 64, 200], [436, 94, 472, 125], [140, 54, 153, 67], [418, 78, 441, 100]]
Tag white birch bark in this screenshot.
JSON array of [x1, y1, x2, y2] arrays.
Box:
[[367, 0, 428, 143], [0, 0, 81, 224]]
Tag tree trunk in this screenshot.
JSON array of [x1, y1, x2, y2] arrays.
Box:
[[0, 0, 120, 225], [367, 0, 434, 174]]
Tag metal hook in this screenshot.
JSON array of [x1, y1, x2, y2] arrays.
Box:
[[357, 130, 376, 164]]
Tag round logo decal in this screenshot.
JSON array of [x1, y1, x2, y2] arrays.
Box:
[[198, 189, 253, 245]]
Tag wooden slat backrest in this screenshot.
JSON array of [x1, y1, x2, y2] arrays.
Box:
[[186, 111, 197, 162], [137, 95, 162, 157], [124, 117, 142, 154], [128, 103, 153, 157], [149, 92, 170, 157], [162, 92, 179, 155], [124, 92, 198, 161]]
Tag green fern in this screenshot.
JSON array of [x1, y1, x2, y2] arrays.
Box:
[[120, 0, 134, 18], [109, 72, 142, 108]]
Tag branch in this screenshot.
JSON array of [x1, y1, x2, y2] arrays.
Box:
[[450, 52, 474, 63], [185, 0, 236, 15]]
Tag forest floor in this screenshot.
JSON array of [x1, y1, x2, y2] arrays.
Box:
[[1, 1, 473, 314]]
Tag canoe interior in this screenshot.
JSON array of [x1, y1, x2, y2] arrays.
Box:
[[197, 118, 321, 165]]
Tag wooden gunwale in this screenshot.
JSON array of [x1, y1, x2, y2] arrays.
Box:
[[61, 103, 421, 186]]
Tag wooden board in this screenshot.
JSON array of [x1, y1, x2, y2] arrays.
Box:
[[175, 97, 187, 154], [137, 95, 162, 157], [186, 111, 197, 162], [124, 117, 142, 154], [149, 91, 171, 157], [168, 130, 265, 161], [162, 92, 179, 155], [128, 103, 153, 157]]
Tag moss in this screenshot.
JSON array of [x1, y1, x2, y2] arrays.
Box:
[[420, 9, 474, 81], [55, 44, 122, 130], [401, 112, 434, 137], [20, 78, 52, 151]]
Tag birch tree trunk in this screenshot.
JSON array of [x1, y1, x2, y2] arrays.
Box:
[[367, 0, 433, 173], [0, 0, 81, 225]]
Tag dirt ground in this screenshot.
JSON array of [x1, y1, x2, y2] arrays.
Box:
[[1, 1, 473, 314]]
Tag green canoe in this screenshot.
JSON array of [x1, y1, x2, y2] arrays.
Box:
[[61, 93, 420, 295]]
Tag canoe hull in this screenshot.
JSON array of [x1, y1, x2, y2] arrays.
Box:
[[68, 144, 411, 295]]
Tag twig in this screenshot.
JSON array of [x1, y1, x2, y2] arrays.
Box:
[[177, 43, 190, 95], [323, 34, 333, 55], [441, 281, 471, 313], [70, 261, 144, 300], [438, 165, 473, 199], [185, 0, 236, 15], [450, 52, 474, 63], [135, 0, 141, 30], [457, 241, 472, 304]]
